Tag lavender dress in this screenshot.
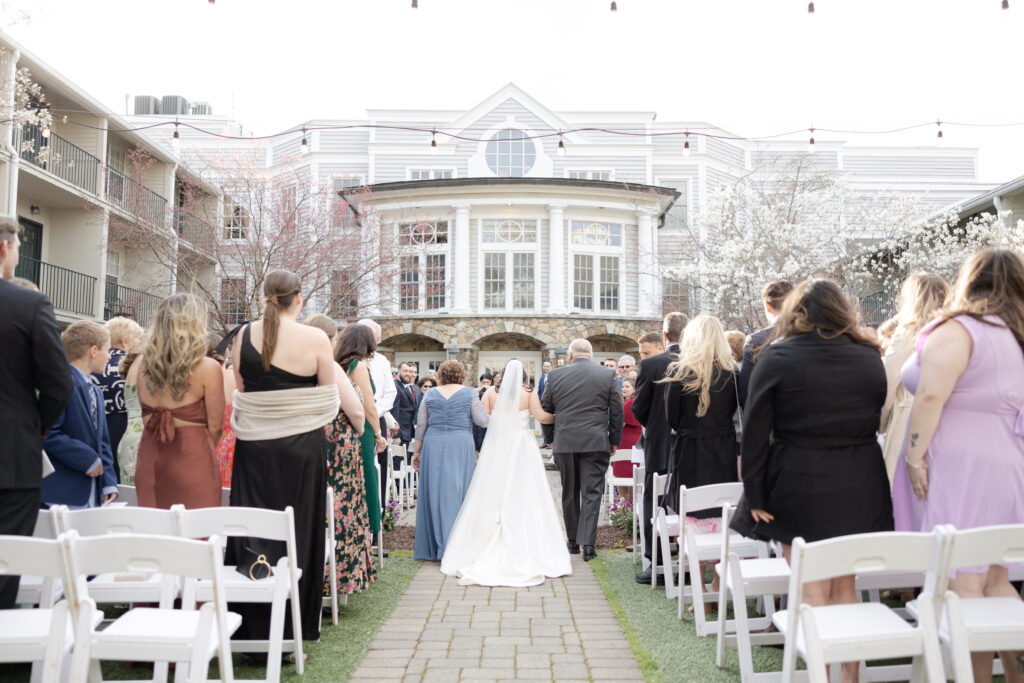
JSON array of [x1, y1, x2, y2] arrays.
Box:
[[892, 315, 1024, 561]]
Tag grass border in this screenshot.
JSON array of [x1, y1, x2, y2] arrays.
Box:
[[590, 554, 663, 683]]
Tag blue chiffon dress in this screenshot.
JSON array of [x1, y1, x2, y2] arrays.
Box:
[[413, 386, 489, 560]]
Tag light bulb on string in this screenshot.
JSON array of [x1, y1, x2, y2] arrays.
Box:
[[610, 1, 617, 11], [682, 132, 691, 158], [172, 122, 181, 153], [411, 0, 418, 7], [808, 128, 816, 154], [557, 134, 566, 156], [41, 125, 50, 139], [936, 120, 943, 141], [1003, 0, 1009, 9], [808, 2, 815, 13], [300, 128, 308, 155], [430, 130, 437, 154]]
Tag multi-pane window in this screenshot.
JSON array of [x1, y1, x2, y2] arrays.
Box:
[[409, 169, 454, 180], [399, 254, 447, 312], [106, 250, 120, 283], [482, 219, 537, 244], [573, 255, 594, 310], [660, 179, 689, 230], [223, 197, 249, 239], [512, 253, 535, 309], [571, 221, 622, 247], [485, 129, 536, 177], [425, 254, 446, 310], [399, 256, 419, 312], [281, 185, 296, 219], [573, 254, 620, 312], [662, 276, 692, 315], [483, 253, 506, 310], [332, 176, 363, 193], [567, 170, 611, 181], [221, 277, 247, 325], [399, 222, 449, 246], [329, 270, 358, 318], [599, 256, 619, 311]]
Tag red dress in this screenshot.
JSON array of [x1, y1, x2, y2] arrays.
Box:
[[216, 405, 236, 488], [613, 397, 642, 478]]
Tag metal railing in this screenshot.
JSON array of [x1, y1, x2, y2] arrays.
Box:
[[859, 289, 896, 326], [104, 281, 161, 326], [14, 124, 101, 194], [15, 255, 96, 317], [105, 167, 168, 226], [173, 209, 217, 253]]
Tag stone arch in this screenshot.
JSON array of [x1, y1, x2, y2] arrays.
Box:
[[380, 332, 446, 353], [473, 331, 545, 351], [587, 333, 641, 355]]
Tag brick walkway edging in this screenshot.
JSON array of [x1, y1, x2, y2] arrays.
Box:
[[350, 555, 645, 682]]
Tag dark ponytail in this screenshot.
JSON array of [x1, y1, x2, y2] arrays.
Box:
[[261, 269, 302, 371]]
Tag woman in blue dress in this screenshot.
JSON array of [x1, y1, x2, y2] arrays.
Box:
[[411, 360, 490, 560]]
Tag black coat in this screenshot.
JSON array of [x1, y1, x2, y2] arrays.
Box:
[[737, 325, 773, 409], [665, 367, 739, 517], [732, 332, 892, 544], [631, 345, 679, 472], [541, 357, 623, 453], [0, 279, 74, 489], [391, 379, 421, 443]]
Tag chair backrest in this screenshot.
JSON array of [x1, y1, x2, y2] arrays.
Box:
[[116, 485, 138, 506], [652, 472, 670, 498], [940, 524, 1024, 595], [389, 444, 407, 462], [679, 482, 744, 517], [33, 508, 60, 539], [0, 535, 65, 580], [634, 465, 645, 489], [176, 505, 295, 544], [56, 505, 181, 538], [611, 449, 632, 464]]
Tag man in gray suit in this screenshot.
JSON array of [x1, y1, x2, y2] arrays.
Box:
[[541, 339, 623, 561]]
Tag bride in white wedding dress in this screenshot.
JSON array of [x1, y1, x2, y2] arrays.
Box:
[[440, 359, 573, 586]]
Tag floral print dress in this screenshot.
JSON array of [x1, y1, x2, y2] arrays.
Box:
[[323, 387, 376, 595], [216, 405, 236, 488]]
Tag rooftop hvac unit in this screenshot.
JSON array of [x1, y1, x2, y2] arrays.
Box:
[[161, 95, 190, 116], [191, 102, 213, 115], [133, 95, 160, 115]]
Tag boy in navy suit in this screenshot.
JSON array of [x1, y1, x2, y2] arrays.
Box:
[[42, 321, 118, 508]]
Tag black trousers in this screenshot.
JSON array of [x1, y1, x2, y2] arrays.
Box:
[[554, 450, 610, 548], [0, 487, 42, 609], [377, 417, 389, 513]]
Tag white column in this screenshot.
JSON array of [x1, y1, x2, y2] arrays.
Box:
[[452, 204, 471, 313], [636, 210, 657, 318], [361, 211, 382, 316], [548, 204, 567, 313]]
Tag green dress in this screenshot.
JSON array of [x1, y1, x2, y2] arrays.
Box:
[[347, 360, 381, 534]]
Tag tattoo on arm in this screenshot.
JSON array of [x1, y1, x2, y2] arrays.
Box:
[[910, 432, 919, 448]]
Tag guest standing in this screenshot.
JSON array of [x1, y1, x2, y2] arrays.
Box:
[[411, 360, 490, 560], [632, 311, 687, 584], [129, 294, 223, 509], [417, 375, 437, 393], [897, 250, 1024, 683], [611, 377, 642, 499], [879, 272, 948, 486], [0, 215, 73, 608], [228, 270, 339, 644], [734, 279, 890, 683], [94, 316, 143, 481], [357, 318, 397, 527], [737, 280, 793, 408], [336, 324, 388, 541], [117, 352, 143, 485]]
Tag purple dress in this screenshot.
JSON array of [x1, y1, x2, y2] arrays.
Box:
[[892, 315, 1024, 563]]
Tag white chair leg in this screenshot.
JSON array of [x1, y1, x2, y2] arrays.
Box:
[[266, 584, 286, 683], [799, 607, 829, 683], [914, 596, 949, 683], [716, 568, 729, 668]]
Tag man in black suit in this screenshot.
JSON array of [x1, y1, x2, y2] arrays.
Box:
[[0, 216, 74, 608], [391, 362, 421, 447], [541, 339, 623, 562], [737, 280, 793, 409], [632, 311, 687, 584]]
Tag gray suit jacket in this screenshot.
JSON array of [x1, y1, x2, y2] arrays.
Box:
[[541, 357, 623, 454]]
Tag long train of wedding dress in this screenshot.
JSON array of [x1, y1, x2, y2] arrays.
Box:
[[440, 363, 572, 587]]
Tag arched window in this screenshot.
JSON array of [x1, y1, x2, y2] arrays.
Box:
[[485, 129, 536, 177]]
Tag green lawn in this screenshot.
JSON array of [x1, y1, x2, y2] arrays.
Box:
[[0, 551, 421, 683]]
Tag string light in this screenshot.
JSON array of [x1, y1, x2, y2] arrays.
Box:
[[1003, 0, 1009, 8], [682, 131, 691, 158], [171, 121, 181, 154], [300, 127, 308, 154], [41, 125, 50, 138], [610, 1, 617, 11], [557, 133, 566, 156], [936, 120, 943, 140], [808, 2, 815, 13], [172, 122, 180, 141], [430, 129, 437, 154], [62, 115, 68, 124], [808, 127, 815, 154], [411, 0, 418, 7]]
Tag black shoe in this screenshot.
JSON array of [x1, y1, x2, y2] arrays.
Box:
[[635, 568, 665, 586], [382, 550, 389, 559], [582, 546, 596, 561], [567, 540, 580, 554]]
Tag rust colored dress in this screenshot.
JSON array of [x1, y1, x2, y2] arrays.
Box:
[[135, 398, 221, 509], [216, 404, 236, 488]]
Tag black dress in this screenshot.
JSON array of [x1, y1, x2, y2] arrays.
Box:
[[732, 332, 892, 545], [225, 326, 327, 642], [664, 367, 739, 519]]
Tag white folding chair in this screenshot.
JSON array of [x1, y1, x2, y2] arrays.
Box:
[[632, 464, 645, 565], [715, 504, 791, 681], [649, 473, 674, 590], [323, 485, 340, 625], [934, 523, 1024, 683], [16, 508, 64, 608], [374, 459, 385, 569], [64, 531, 240, 683], [0, 535, 97, 683], [603, 449, 634, 523], [175, 505, 304, 683], [389, 444, 410, 510], [116, 484, 138, 506], [776, 530, 947, 683], [679, 483, 764, 632]]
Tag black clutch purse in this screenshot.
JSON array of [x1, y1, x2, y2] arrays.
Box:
[[237, 546, 273, 581]]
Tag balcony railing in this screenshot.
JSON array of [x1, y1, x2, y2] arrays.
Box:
[[174, 209, 217, 253], [15, 255, 96, 317], [104, 281, 161, 326], [14, 124, 101, 194], [859, 289, 896, 326], [105, 167, 168, 227]]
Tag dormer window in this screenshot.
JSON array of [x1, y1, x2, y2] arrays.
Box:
[[485, 129, 536, 177]]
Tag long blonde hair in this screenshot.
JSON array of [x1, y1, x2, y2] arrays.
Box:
[[658, 314, 736, 417], [895, 272, 948, 337], [141, 293, 209, 401]]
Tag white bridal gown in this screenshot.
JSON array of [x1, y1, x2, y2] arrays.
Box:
[[440, 364, 572, 587]]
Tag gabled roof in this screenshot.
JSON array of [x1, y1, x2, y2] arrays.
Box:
[[446, 83, 587, 144]]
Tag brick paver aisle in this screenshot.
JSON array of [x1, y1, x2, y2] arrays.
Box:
[[351, 555, 644, 682]]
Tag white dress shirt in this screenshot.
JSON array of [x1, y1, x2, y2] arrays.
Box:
[[369, 352, 397, 418]]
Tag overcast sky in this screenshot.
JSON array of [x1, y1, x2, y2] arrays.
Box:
[[5, 0, 1023, 182]]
